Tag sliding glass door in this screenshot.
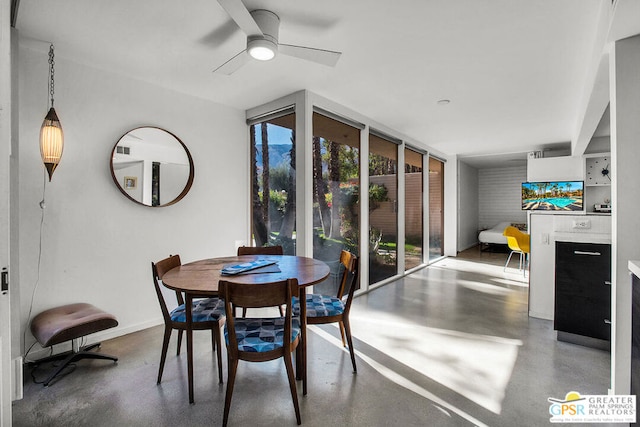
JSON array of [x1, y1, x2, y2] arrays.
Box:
[[428, 157, 444, 261], [247, 93, 436, 287], [404, 148, 424, 270], [369, 134, 398, 284], [311, 112, 361, 295], [249, 112, 296, 254]]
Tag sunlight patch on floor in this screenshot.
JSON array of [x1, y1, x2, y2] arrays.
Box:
[[431, 258, 529, 286], [456, 279, 516, 296], [343, 311, 522, 414], [309, 325, 490, 427]]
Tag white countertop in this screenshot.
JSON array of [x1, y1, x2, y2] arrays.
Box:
[[629, 261, 640, 278]]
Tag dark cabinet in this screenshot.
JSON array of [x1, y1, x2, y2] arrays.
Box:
[[554, 242, 611, 343]]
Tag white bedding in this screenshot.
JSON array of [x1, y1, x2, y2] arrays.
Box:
[[478, 221, 511, 245]]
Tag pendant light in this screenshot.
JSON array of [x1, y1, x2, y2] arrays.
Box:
[[40, 44, 63, 181]]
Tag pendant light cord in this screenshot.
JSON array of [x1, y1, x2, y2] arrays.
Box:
[[23, 172, 48, 363]]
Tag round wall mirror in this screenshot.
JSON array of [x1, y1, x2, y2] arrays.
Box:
[[110, 127, 194, 207]]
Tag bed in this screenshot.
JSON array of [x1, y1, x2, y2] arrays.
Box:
[[478, 221, 513, 250]]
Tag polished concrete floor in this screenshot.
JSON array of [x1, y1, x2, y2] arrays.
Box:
[[13, 248, 612, 426]]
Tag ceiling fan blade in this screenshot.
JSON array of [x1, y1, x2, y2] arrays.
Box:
[[216, 0, 263, 36], [278, 44, 342, 67], [213, 50, 251, 75], [199, 20, 240, 47]]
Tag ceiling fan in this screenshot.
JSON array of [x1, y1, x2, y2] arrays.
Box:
[[213, 0, 342, 75]]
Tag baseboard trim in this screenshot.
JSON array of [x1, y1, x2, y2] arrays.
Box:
[[12, 356, 23, 401], [557, 331, 610, 351], [528, 310, 553, 320]]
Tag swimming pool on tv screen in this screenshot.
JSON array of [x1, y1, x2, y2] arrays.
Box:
[[524, 198, 578, 208]]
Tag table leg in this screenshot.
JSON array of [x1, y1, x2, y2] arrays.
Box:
[[186, 293, 195, 404], [300, 287, 307, 396]]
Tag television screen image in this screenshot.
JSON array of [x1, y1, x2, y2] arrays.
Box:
[[521, 181, 584, 211]]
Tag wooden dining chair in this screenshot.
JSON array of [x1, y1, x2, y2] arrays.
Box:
[[151, 255, 226, 388], [237, 245, 284, 256], [219, 278, 302, 426], [294, 250, 359, 385], [236, 245, 284, 317]]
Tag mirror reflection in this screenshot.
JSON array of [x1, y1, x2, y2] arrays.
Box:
[[110, 127, 194, 207]]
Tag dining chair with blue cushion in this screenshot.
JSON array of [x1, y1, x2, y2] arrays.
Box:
[[151, 255, 226, 387], [219, 277, 302, 426], [236, 245, 284, 317], [293, 249, 359, 387]]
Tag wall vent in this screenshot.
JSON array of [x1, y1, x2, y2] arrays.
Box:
[[116, 146, 130, 155]]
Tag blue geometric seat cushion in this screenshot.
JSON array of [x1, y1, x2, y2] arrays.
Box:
[[170, 298, 226, 323], [292, 294, 345, 318], [225, 318, 301, 352]]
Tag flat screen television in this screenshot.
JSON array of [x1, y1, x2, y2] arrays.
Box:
[[521, 181, 584, 211]]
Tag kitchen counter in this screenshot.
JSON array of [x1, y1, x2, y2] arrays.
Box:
[[528, 213, 611, 321], [629, 260, 640, 278]]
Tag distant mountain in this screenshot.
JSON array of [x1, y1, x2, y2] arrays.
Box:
[[255, 143, 293, 168]]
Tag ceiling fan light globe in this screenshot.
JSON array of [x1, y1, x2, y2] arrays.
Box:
[[248, 38, 277, 61]]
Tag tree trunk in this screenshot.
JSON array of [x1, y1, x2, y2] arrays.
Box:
[[261, 123, 270, 237], [328, 141, 341, 238], [313, 136, 331, 235], [251, 125, 268, 246], [279, 133, 296, 243]]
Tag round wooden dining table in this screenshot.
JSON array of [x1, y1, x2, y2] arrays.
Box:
[[162, 255, 330, 404]]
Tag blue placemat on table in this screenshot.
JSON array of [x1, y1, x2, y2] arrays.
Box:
[[221, 259, 279, 276]]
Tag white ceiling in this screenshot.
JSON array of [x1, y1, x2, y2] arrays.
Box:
[[16, 0, 605, 165]]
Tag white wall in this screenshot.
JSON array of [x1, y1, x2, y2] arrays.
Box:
[[478, 165, 527, 229], [457, 160, 479, 251], [18, 45, 248, 355], [443, 155, 457, 256], [527, 156, 583, 182], [610, 34, 640, 395]]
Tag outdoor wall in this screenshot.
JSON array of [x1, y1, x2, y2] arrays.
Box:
[[18, 44, 248, 356], [457, 160, 479, 251], [404, 172, 423, 239], [478, 165, 527, 229], [369, 174, 422, 238]]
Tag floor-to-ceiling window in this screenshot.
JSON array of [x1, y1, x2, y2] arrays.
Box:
[[368, 133, 398, 284], [247, 91, 435, 287], [249, 111, 296, 254], [429, 156, 444, 261], [404, 147, 424, 270], [312, 112, 360, 295]]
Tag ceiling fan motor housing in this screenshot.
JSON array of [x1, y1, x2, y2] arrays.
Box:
[[247, 9, 280, 59]]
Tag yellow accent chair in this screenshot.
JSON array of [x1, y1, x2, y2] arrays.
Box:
[[503, 226, 530, 276]]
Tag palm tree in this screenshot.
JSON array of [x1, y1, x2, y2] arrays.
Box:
[[251, 125, 268, 246], [261, 123, 270, 233], [313, 136, 330, 235], [328, 140, 341, 238], [279, 133, 296, 246]]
